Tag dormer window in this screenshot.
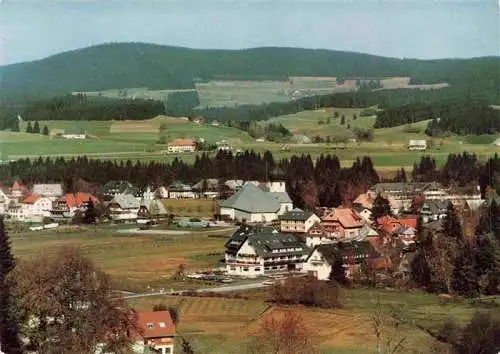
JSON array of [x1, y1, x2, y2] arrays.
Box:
[[159, 322, 166, 328], [146, 323, 154, 329]]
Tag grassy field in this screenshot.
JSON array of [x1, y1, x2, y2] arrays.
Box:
[[129, 289, 500, 354], [10, 224, 230, 292], [162, 199, 216, 218]]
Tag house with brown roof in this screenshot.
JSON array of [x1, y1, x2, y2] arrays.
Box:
[[166, 139, 196, 153], [8, 194, 52, 222], [321, 207, 366, 239], [51, 192, 99, 220], [279, 208, 321, 234], [132, 311, 176, 354]]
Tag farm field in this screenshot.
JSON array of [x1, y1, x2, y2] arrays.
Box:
[[10, 224, 230, 292], [129, 289, 500, 353], [162, 199, 217, 218]]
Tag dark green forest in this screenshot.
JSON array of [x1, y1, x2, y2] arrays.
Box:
[[1, 42, 498, 101]]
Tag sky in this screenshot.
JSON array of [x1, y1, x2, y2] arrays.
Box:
[[0, 0, 498, 65]]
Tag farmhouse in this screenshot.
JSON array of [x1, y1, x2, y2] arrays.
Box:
[[420, 200, 450, 223], [408, 139, 427, 151], [137, 199, 169, 222], [192, 178, 220, 199], [321, 207, 366, 239], [102, 180, 135, 199], [51, 192, 98, 219], [279, 208, 321, 233], [166, 139, 196, 153], [219, 182, 293, 222], [224, 226, 310, 278], [132, 311, 176, 354], [107, 193, 141, 221], [303, 241, 381, 280], [167, 181, 195, 199]]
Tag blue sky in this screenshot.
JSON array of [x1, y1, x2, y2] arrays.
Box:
[[1, 0, 498, 65]]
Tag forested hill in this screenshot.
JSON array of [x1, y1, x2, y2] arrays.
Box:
[[1, 42, 498, 101]]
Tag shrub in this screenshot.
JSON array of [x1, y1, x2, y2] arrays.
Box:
[[353, 127, 374, 141], [269, 276, 342, 308]]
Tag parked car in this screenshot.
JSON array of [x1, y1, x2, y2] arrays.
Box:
[[262, 280, 275, 286], [220, 278, 234, 283]]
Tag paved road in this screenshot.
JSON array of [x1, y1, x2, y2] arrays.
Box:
[[123, 280, 268, 299]]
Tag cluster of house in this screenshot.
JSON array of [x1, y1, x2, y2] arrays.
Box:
[[223, 181, 485, 280], [163, 138, 232, 154]]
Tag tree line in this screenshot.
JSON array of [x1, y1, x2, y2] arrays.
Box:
[[1, 151, 497, 208]]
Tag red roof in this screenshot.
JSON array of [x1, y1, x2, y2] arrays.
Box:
[[168, 139, 195, 147], [12, 180, 25, 190], [398, 216, 418, 228], [23, 193, 41, 204], [322, 207, 365, 228], [136, 311, 176, 339], [60, 192, 98, 208]]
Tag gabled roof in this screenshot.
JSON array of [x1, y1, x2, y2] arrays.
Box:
[[322, 207, 365, 228], [279, 209, 314, 221], [102, 180, 134, 194], [110, 193, 140, 209], [309, 240, 380, 265], [268, 191, 293, 204], [136, 311, 176, 339], [168, 139, 195, 147], [219, 183, 280, 213], [60, 192, 98, 208], [353, 193, 375, 209], [23, 193, 41, 204], [142, 199, 168, 215], [168, 181, 192, 191], [192, 178, 219, 191]]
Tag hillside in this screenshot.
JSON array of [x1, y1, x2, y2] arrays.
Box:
[[1, 42, 498, 100]]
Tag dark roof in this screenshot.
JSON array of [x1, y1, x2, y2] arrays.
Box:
[[225, 226, 310, 257], [309, 240, 380, 265], [279, 209, 314, 221]]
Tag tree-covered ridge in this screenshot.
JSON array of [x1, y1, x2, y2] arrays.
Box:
[[1, 42, 498, 101], [374, 100, 500, 135]]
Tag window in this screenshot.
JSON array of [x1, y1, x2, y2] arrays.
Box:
[[255, 268, 261, 272], [159, 322, 166, 328], [165, 348, 171, 354], [243, 267, 249, 272], [146, 323, 154, 329]]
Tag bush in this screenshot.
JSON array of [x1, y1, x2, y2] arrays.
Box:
[[269, 276, 342, 308], [353, 127, 374, 141]]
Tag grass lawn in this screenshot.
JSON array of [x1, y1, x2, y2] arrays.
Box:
[[128, 289, 500, 354], [10, 224, 230, 292]]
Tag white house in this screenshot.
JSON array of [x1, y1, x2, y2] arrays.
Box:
[[408, 139, 427, 151], [108, 193, 140, 221], [8, 194, 52, 222], [167, 181, 195, 199], [224, 226, 310, 278], [61, 134, 86, 140], [166, 139, 196, 153], [219, 182, 293, 222], [0, 187, 11, 214], [279, 209, 321, 233]]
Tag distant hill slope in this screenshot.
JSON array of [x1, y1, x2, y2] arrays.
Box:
[[1, 42, 498, 100]]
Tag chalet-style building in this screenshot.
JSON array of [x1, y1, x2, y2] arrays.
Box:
[[219, 182, 293, 222], [137, 199, 169, 223], [420, 200, 450, 223], [408, 139, 427, 151], [51, 192, 99, 220], [279, 209, 321, 234], [192, 179, 220, 199], [303, 241, 381, 280], [108, 193, 141, 221], [166, 139, 196, 153], [8, 194, 53, 222], [224, 227, 310, 278], [167, 181, 195, 199], [102, 180, 135, 199], [321, 207, 366, 239], [132, 311, 176, 354], [305, 223, 334, 247]]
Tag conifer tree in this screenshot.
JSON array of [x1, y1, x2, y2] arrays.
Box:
[[371, 193, 392, 222], [33, 121, 40, 134], [451, 240, 479, 297], [42, 125, 50, 136], [26, 121, 33, 134], [329, 251, 348, 286], [443, 203, 463, 240], [0, 217, 22, 353]]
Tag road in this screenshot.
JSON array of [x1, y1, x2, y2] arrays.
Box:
[[122, 280, 268, 299]]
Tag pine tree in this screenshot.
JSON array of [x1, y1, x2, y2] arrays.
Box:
[[83, 198, 98, 224], [340, 115, 346, 125], [0, 217, 22, 353], [371, 193, 392, 222], [329, 251, 348, 285], [443, 203, 463, 240], [42, 125, 50, 136], [33, 121, 40, 134], [332, 183, 343, 207], [181, 337, 195, 354], [26, 121, 33, 134], [451, 240, 479, 297]]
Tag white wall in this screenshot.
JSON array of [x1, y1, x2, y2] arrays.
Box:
[[303, 249, 332, 280], [305, 236, 335, 248], [304, 215, 321, 231]]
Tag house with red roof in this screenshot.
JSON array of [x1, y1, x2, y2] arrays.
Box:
[[7, 193, 52, 222], [132, 311, 176, 354], [321, 207, 366, 239], [166, 139, 196, 153], [51, 192, 99, 220]]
